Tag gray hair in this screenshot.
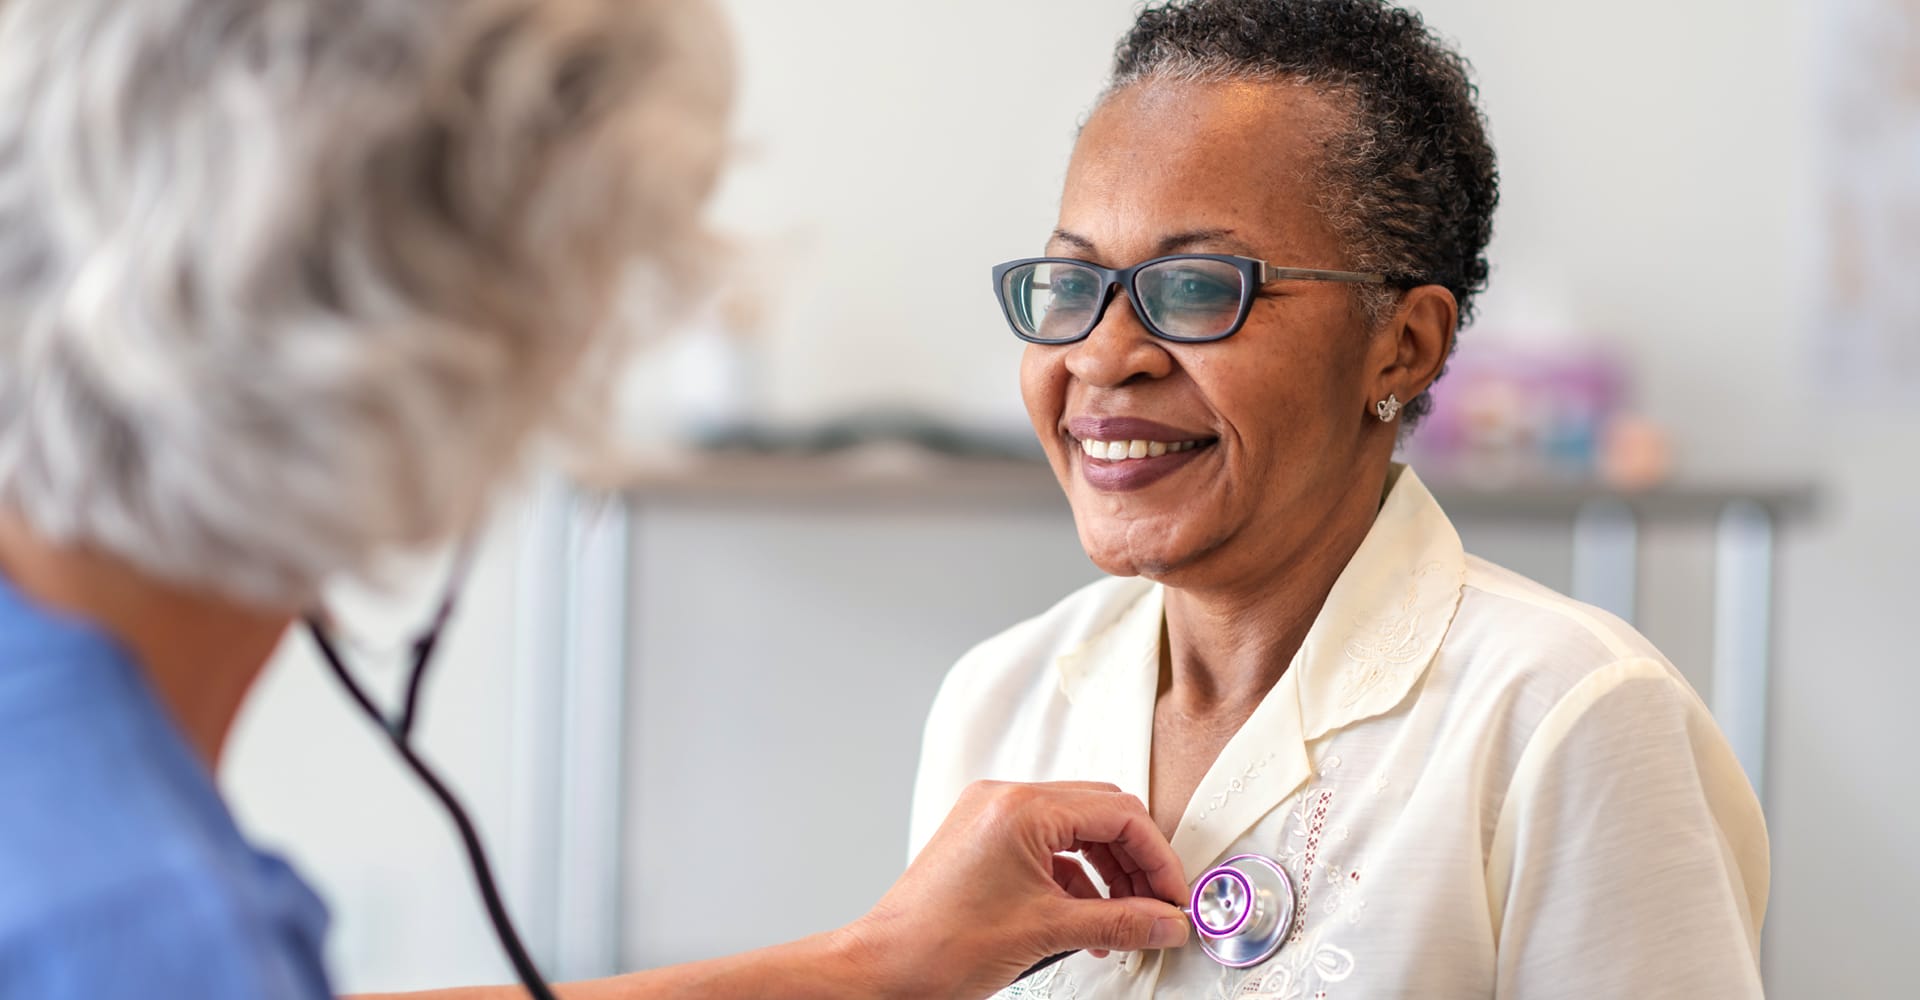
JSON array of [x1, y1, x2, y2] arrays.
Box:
[[0, 0, 732, 604]]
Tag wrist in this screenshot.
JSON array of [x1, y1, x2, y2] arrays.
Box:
[[825, 915, 908, 1000]]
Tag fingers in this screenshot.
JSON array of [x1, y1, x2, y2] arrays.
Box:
[[1032, 781, 1128, 794], [1043, 896, 1191, 955], [965, 779, 1124, 798], [1075, 843, 1123, 895], [1075, 842, 1140, 899], [1051, 854, 1102, 900], [1049, 855, 1119, 962], [1034, 789, 1188, 905], [955, 780, 1188, 905]]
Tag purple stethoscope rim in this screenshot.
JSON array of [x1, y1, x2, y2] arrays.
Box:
[[1190, 866, 1255, 938]]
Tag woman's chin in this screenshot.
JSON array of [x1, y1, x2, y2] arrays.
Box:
[[1076, 527, 1224, 583]]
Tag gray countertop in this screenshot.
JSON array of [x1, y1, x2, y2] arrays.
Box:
[[589, 450, 1818, 521]]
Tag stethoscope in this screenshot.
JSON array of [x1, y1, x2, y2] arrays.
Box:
[[1019, 852, 1297, 983], [305, 547, 565, 1000]]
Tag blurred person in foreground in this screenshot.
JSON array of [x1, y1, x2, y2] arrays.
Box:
[[910, 1, 1767, 996], [0, 1, 1192, 998]]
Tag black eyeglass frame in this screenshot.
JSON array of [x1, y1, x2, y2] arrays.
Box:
[[991, 253, 1407, 345]]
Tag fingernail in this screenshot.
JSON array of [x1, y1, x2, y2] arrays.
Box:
[[1149, 916, 1188, 949]]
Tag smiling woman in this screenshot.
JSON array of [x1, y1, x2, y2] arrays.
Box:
[[912, 2, 1768, 998]]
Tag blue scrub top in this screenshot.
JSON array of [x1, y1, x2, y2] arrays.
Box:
[[0, 573, 334, 998]]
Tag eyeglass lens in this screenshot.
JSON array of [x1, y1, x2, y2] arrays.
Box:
[[1003, 258, 1248, 342]]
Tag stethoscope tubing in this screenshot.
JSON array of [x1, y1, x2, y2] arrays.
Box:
[[306, 543, 561, 1000]]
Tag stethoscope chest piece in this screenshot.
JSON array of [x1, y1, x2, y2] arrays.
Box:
[[1190, 853, 1295, 968]]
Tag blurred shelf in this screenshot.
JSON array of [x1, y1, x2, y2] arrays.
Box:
[[1425, 478, 1817, 521], [588, 450, 1066, 509], [590, 450, 1818, 521]]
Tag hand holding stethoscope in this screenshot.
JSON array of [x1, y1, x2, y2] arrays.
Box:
[[1020, 852, 1299, 982]]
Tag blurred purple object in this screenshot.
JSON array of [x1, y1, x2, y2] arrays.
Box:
[[1405, 344, 1629, 483]]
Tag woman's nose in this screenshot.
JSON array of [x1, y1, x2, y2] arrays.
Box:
[[1064, 290, 1175, 387]]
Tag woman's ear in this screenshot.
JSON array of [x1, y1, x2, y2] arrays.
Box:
[[1375, 284, 1457, 400]]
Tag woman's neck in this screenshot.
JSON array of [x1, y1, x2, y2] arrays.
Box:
[[1158, 468, 1389, 715], [0, 516, 291, 770]]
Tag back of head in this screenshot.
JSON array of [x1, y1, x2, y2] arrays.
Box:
[[0, 0, 731, 604], [1110, 0, 1499, 426]]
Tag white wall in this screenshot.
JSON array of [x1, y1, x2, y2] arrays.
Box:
[[635, 0, 1125, 434]]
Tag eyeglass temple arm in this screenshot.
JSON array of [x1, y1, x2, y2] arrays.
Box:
[[1260, 263, 1390, 285]]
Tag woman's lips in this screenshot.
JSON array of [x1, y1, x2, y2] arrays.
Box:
[[1077, 439, 1213, 491], [1067, 416, 1210, 444], [1064, 417, 1217, 492]]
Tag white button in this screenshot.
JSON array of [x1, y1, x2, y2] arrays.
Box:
[[1123, 951, 1144, 974]]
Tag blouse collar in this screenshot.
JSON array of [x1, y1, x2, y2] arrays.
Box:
[[1051, 464, 1467, 877]]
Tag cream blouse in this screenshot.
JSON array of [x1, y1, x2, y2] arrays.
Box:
[[909, 466, 1768, 999]]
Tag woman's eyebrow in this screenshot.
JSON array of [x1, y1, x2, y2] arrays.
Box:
[[1048, 228, 1099, 254], [1158, 229, 1257, 256]]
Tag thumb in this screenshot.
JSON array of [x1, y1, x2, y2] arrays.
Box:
[[1046, 896, 1191, 954]]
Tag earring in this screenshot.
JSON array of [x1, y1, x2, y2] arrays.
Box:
[[1375, 393, 1402, 423]]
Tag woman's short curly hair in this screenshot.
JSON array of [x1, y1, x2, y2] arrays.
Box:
[[1110, 0, 1499, 426], [0, 0, 731, 604]]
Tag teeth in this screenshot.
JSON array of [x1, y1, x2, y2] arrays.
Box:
[[1078, 438, 1205, 461]]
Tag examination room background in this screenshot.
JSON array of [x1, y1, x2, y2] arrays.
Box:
[[214, 1, 1918, 998]]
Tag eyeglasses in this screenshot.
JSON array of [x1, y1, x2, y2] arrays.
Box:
[[991, 254, 1394, 345]]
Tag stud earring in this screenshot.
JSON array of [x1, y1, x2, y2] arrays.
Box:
[[1375, 394, 1402, 423]]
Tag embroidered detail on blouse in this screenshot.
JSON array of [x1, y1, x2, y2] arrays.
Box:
[[1321, 862, 1366, 925], [995, 963, 1079, 1000], [1281, 786, 1336, 941], [1218, 961, 1304, 1000], [1337, 560, 1445, 707], [1308, 944, 1356, 984], [1190, 752, 1278, 827], [1215, 941, 1357, 1000]]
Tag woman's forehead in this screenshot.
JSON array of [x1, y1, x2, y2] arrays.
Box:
[[1049, 225, 1257, 255], [1058, 78, 1345, 260]]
